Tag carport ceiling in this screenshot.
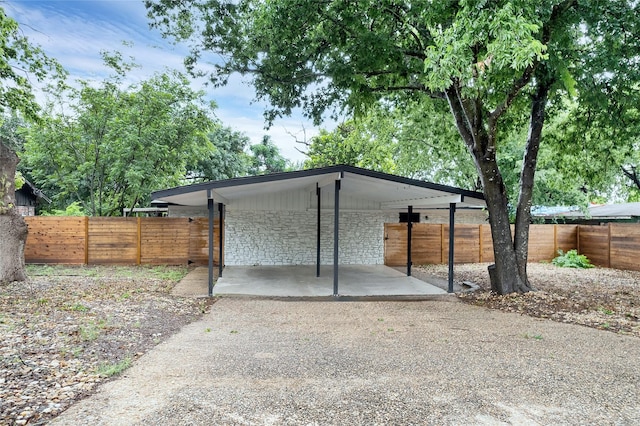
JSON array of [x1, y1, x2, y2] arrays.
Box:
[[151, 165, 486, 209]]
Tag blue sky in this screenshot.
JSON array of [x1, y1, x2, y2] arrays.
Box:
[[4, 0, 324, 162]]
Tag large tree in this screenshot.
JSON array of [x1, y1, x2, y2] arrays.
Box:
[[301, 120, 396, 173], [187, 125, 251, 182], [247, 135, 289, 175], [25, 53, 216, 216], [146, 0, 640, 294], [0, 8, 64, 283], [542, 98, 640, 202], [302, 98, 477, 187]]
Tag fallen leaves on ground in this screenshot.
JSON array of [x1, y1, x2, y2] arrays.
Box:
[[0, 265, 211, 425], [419, 263, 640, 337]]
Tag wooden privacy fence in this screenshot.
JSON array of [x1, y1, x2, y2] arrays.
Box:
[[384, 223, 640, 272], [578, 224, 640, 270], [22, 218, 640, 271], [24, 217, 222, 266]]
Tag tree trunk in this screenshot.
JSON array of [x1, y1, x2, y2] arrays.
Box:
[[513, 73, 552, 290], [444, 83, 532, 295], [475, 153, 531, 294], [0, 141, 28, 283]]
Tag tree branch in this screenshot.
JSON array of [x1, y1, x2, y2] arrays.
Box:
[[444, 82, 476, 151], [489, 63, 536, 125], [489, 0, 578, 127], [622, 165, 640, 190]]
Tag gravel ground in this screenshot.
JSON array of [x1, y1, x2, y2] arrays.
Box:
[[3, 263, 640, 425], [0, 265, 208, 425], [418, 263, 640, 337], [51, 297, 640, 425]]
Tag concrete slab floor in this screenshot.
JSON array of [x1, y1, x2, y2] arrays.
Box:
[[212, 265, 447, 297]]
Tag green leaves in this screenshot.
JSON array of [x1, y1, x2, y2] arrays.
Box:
[[0, 8, 66, 122], [24, 54, 217, 216], [552, 249, 594, 269], [247, 136, 288, 175]]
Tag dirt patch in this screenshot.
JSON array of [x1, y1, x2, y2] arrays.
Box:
[[3, 262, 640, 424], [418, 262, 640, 337], [0, 265, 212, 425]]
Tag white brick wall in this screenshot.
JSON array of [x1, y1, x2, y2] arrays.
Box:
[[225, 210, 397, 265]]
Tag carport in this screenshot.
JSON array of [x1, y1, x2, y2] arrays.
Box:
[[151, 165, 485, 297], [212, 265, 448, 297]]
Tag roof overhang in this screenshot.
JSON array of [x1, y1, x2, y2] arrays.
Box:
[[151, 165, 486, 210]]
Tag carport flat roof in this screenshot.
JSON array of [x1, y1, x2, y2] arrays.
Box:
[[151, 164, 485, 209]]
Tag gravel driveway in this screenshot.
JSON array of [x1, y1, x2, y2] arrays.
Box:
[[51, 297, 640, 425]]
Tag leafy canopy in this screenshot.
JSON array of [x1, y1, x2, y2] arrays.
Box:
[[24, 52, 216, 216], [0, 8, 65, 122]]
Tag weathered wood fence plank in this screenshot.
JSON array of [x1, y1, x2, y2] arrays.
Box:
[[24, 217, 221, 265], [609, 224, 640, 271], [577, 225, 610, 268], [88, 217, 138, 264], [24, 217, 87, 264], [384, 222, 636, 271]]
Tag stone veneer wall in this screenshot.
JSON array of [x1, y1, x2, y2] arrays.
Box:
[[225, 210, 397, 265]]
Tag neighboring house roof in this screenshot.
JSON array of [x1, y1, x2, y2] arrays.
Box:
[[555, 203, 640, 219], [16, 180, 51, 204], [531, 205, 578, 216], [532, 203, 640, 220], [151, 164, 486, 209]]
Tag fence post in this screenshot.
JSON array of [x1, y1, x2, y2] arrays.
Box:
[[440, 224, 444, 264], [137, 217, 142, 265], [607, 223, 612, 268], [553, 224, 558, 255], [84, 216, 89, 265], [479, 224, 483, 263], [577, 225, 581, 254]]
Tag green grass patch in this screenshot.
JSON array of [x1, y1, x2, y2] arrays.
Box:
[[26, 264, 99, 277], [26, 264, 189, 282], [148, 265, 189, 282], [79, 320, 106, 341], [96, 358, 132, 377], [524, 333, 544, 340], [65, 302, 89, 312]]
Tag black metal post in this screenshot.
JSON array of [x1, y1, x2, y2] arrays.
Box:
[[333, 179, 340, 297], [316, 184, 321, 277], [407, 205, 413, 276], [218, 203, 224, 278], [208, 191, 215, 296], [448, 203, 456, 293]]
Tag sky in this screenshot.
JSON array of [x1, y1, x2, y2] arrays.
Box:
[[4, 0, 326, 162]]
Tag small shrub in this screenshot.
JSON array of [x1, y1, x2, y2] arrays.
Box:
[[552, 249, 594, 269]]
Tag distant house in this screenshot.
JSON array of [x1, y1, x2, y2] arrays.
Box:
[[534, 203, 640, 225], [15, 180, 50, 216]]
